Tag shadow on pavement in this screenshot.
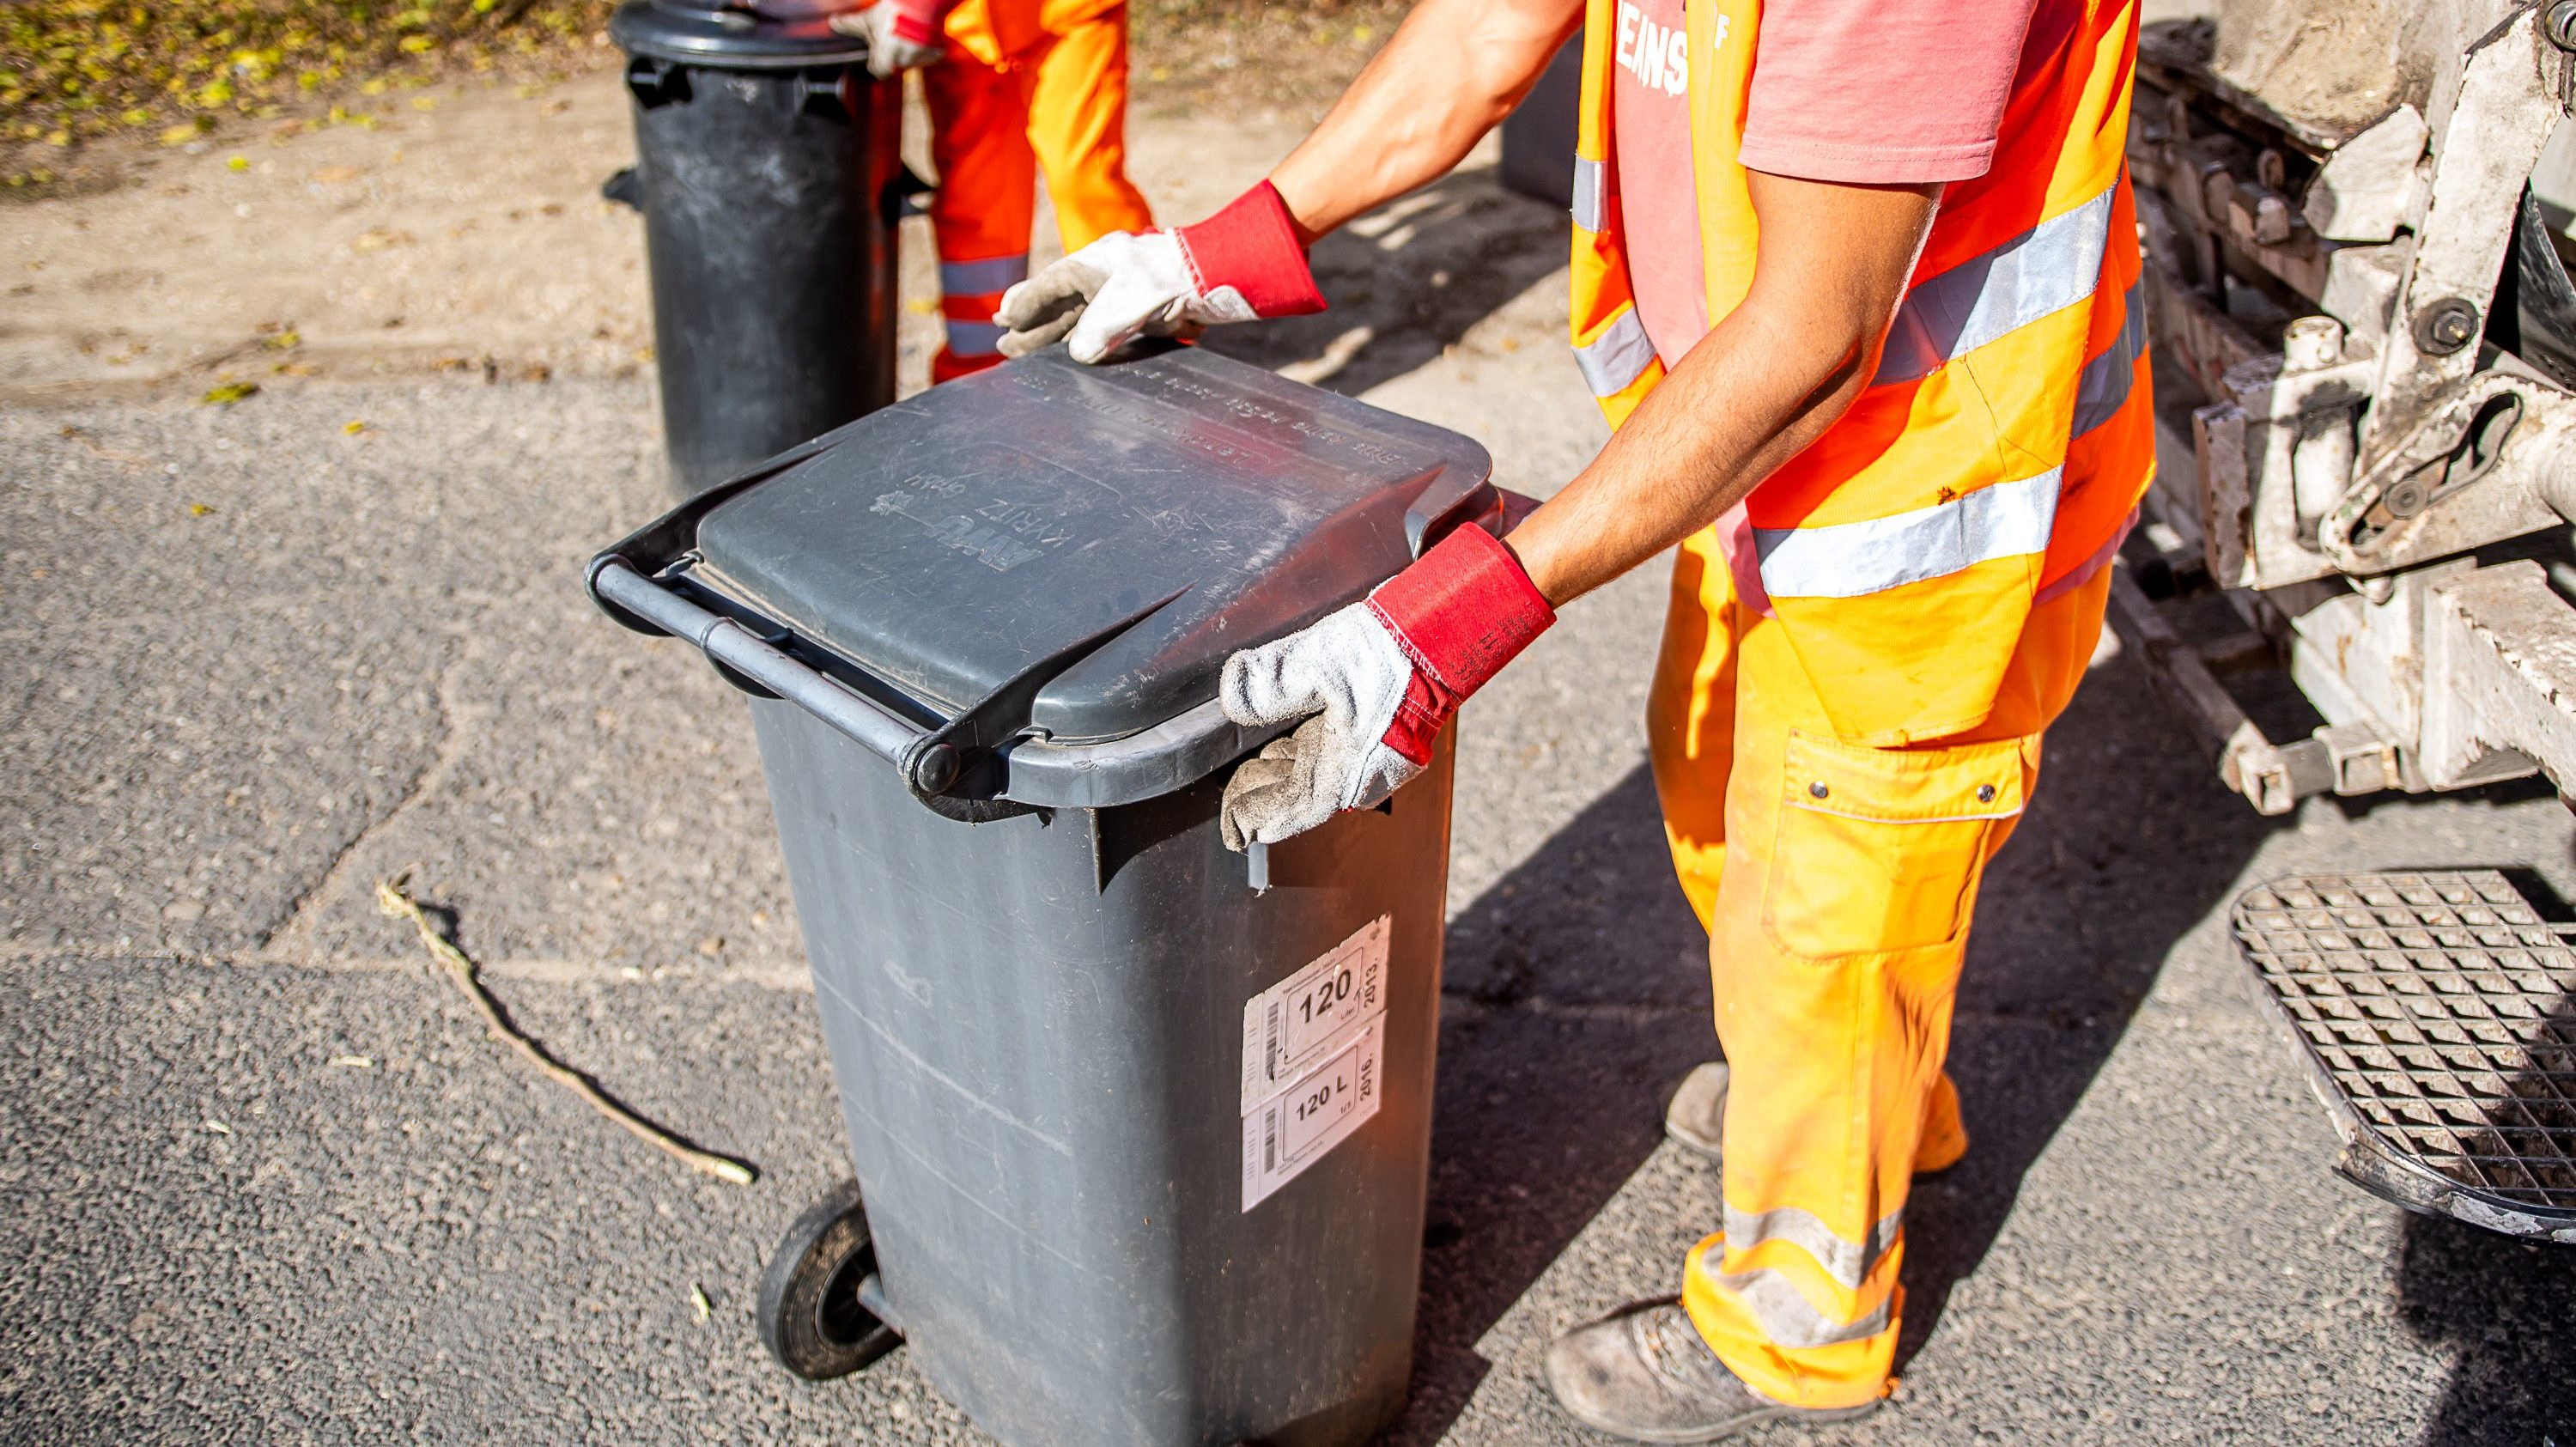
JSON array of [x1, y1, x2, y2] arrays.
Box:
[[1204, 169, 1569, 401], [2397, 1210, 2576, 1443], [1389, 767, 1715, 1444], [2393, 867, 2576, 1447]]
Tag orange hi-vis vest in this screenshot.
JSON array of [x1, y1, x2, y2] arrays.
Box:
[[1569, 0, 2154, 745]]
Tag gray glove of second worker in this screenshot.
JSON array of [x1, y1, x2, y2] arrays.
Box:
[[830, 3, 945, 77], [995, 179, 1326, 364]]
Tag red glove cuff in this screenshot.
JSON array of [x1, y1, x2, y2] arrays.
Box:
[[1365, 524, 1556, 766], [1173, 181, 1327, 319], [885, 0, 944, 46]]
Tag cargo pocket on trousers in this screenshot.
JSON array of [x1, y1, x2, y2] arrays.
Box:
[[1763, 729, 2027, 963]]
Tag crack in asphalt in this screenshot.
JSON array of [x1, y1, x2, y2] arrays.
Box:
[[254, 632, 480, 960]]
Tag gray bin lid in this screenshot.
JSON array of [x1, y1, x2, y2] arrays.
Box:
[[690, 346, 1496, 747], [609, 0, 871, 68]]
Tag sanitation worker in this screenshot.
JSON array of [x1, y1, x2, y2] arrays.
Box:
[[997, 0, 2147, 1435], [841, 0, 1152, 381]]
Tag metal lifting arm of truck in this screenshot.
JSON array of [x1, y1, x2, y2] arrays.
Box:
[[2106, 0, 2576, 816]]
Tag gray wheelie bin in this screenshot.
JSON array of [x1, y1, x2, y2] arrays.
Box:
[[586, 344, 1516, 1447]]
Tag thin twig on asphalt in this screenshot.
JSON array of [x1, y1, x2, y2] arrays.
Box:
[[376, 874, 757, 1186]]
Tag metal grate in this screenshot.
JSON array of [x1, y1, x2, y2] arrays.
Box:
[[2233, 871, 2576, 1221]]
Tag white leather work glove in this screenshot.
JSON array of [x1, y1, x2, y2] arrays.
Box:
[[1218, 524, 1556, 851], [995, 179, 1326, 364], [832, 1, 945, 77]]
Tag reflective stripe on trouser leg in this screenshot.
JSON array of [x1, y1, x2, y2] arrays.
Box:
[[938, 280, 1006, 362], [937, 256, 1016, 360], [1657, 556, 2116, 1410], [939, 254, 1030, 296], [945, 319, 1006, 357], [924, 41, 1039, 325]]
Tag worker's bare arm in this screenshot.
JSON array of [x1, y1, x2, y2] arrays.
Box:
[[1267, 0, 1583, 243], [1504, 172, 1940, 605]]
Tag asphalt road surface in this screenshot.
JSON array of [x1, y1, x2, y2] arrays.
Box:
[[6, 138, 2574, 1447]]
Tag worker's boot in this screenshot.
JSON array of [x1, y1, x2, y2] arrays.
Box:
[[1544, 1298, 1879, 1443], [1664, 1062, 1966, 1175], [1661, 1062, 1733, 1159]]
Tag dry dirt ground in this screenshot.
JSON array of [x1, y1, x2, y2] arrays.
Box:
[[4, 37, 2574, 1447]]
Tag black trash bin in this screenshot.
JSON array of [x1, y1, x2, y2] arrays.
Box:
[[1498, 37, 1581, 210], [588, 345, 1516, 1447], [607, 0, 907, 498]]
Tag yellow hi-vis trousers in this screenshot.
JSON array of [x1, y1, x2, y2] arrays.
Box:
[[1646, 523, 2113, 1411], [922, 4, 1151, 377]]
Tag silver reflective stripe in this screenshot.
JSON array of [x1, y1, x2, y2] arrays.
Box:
[[1754, 468, 2060, 599], [940, 254, 1030, 295], [1876, 183, 2118, 386], [1574, 308, 1656, 397], [1710, 1267, 1893, 1349], [2069, 279, 2146, 439], [1571, 155, 1607, 233], [946, 319, 1005, 356], [1722, 1202, 1902, 1292]]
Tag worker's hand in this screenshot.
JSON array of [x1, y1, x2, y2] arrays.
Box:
[[833, 3, 944, 77], [1217, 524, 1554, 850], [995, 180, 1326, 364]]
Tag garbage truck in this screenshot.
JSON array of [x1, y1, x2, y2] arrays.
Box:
[[2052, 0, 2576, 1244]]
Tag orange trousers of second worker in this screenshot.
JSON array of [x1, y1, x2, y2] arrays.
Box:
[[922, 4, 1151, 379], [1645, 527, 2114, 1411]]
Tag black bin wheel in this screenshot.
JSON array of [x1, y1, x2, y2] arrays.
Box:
[[756, 1179, 900, 1380]]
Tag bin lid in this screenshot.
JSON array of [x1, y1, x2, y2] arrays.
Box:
[[690, 346, 1496, 745], [610, 0, 871, 68]]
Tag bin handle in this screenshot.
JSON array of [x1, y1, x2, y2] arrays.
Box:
[[623, 56, 690, 109], [589, 433, 843, 636], [590, 558, 928, 768], [1403, 469, 1504, 558], [588, 550, 1191, 821]]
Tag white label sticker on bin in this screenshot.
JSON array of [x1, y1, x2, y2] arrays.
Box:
[[1241, 1017, 1384, 1211], [1239, 915, 1389, 1112]]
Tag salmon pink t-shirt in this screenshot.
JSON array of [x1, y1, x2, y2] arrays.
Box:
[[1613, 0, 2045, 366]]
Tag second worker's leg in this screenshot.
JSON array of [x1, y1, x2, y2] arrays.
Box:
[[1024, 4, 1154, 250], [924, 50, 1042, 380]]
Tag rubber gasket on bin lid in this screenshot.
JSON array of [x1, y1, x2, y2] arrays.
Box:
[[2231, 870, 2576, 1243]]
